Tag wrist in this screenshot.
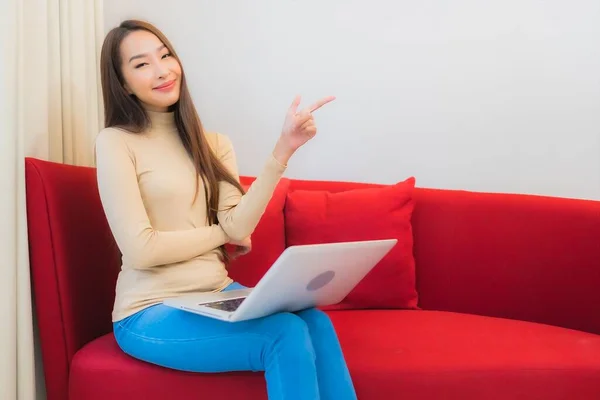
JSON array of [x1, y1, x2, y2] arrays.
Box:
[[272, 138, 295, 166]]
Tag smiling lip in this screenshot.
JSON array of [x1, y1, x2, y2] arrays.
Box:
[[153, 80, 176, 91]]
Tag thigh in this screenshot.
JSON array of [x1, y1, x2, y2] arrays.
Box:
[[113, 302, 305, 373]]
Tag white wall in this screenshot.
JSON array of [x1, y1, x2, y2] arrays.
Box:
[[104, 0, 600, 200]]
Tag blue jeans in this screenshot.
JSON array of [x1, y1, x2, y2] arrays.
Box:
[[112, 282, 357, 400]]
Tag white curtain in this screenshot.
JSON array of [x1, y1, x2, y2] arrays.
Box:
[[0, 0, 104, 398]]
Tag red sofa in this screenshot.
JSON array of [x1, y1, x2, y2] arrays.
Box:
[[25, 156, 600, 400]]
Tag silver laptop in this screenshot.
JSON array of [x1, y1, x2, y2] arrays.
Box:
[[162, 239, 397, 322]]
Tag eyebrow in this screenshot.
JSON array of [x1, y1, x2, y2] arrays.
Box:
[[128, 44, 167, 63]]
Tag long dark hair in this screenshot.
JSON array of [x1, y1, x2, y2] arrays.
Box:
[[100, 19, 245, 263]]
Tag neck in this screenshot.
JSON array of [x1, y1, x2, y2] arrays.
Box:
[[146, 109, 177, 132]]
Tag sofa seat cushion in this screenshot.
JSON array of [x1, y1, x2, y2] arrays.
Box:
[[69, 311, 600, 400], [69, 333, 267, 399], [332, 310, 600, 400]]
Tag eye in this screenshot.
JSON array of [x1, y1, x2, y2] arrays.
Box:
[[162, 53, 172, 59], [134, 62, 148, 69]]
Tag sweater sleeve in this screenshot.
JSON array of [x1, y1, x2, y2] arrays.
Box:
[[95, 128, 229, 270], [215, 133, 287, 240]]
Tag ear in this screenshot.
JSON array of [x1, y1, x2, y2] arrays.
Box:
[[123, 83, 133, 95]]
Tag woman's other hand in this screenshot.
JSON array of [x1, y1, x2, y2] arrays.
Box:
[[229, 236, 252, 258]]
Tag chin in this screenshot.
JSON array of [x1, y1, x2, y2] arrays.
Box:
[[160, 98, 180, 109]]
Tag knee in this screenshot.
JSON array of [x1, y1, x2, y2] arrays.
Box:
[[266, 313, 314, 354], [270, 312, 311, 340], [297, 308, 335, 334]]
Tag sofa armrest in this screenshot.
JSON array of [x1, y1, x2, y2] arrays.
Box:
[[26, 158, 122, 400], [412, 188, 600, 334]]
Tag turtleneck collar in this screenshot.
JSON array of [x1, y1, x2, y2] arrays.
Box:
[[146, 109, 177, 133]]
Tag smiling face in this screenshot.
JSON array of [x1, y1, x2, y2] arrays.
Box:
[[119, 29, 182, 112]]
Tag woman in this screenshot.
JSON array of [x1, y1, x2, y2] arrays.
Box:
[[95, 19, 356, 400]]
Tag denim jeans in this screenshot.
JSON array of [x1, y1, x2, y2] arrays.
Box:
[[112, 282, 357, 399]]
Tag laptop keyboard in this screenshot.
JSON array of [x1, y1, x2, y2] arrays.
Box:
[[202, 297, 245, 312]]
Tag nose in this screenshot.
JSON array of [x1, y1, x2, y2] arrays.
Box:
[[155, 60, 169, 79]]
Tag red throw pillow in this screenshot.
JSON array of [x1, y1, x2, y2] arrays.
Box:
[[226, 178, 291, 286], [284, 177, 418, 310]]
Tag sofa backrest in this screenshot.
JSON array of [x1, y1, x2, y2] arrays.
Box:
[[410, 187, 600, 335], [284, 177, 600, 334], [25, 158, 122, 400]]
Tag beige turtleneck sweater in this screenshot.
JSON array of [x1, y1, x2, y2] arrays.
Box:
[[94, 110, 286, 322]]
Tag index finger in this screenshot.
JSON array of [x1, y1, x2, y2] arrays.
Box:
[[307, 96, 336, 113]]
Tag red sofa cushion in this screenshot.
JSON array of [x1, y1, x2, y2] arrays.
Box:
[[226, 178, 290, 286], [69, 310, 600, 400], [335, 310, 600, 399], [284, 177, 418, 310], [69, 334, 267, 399]]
